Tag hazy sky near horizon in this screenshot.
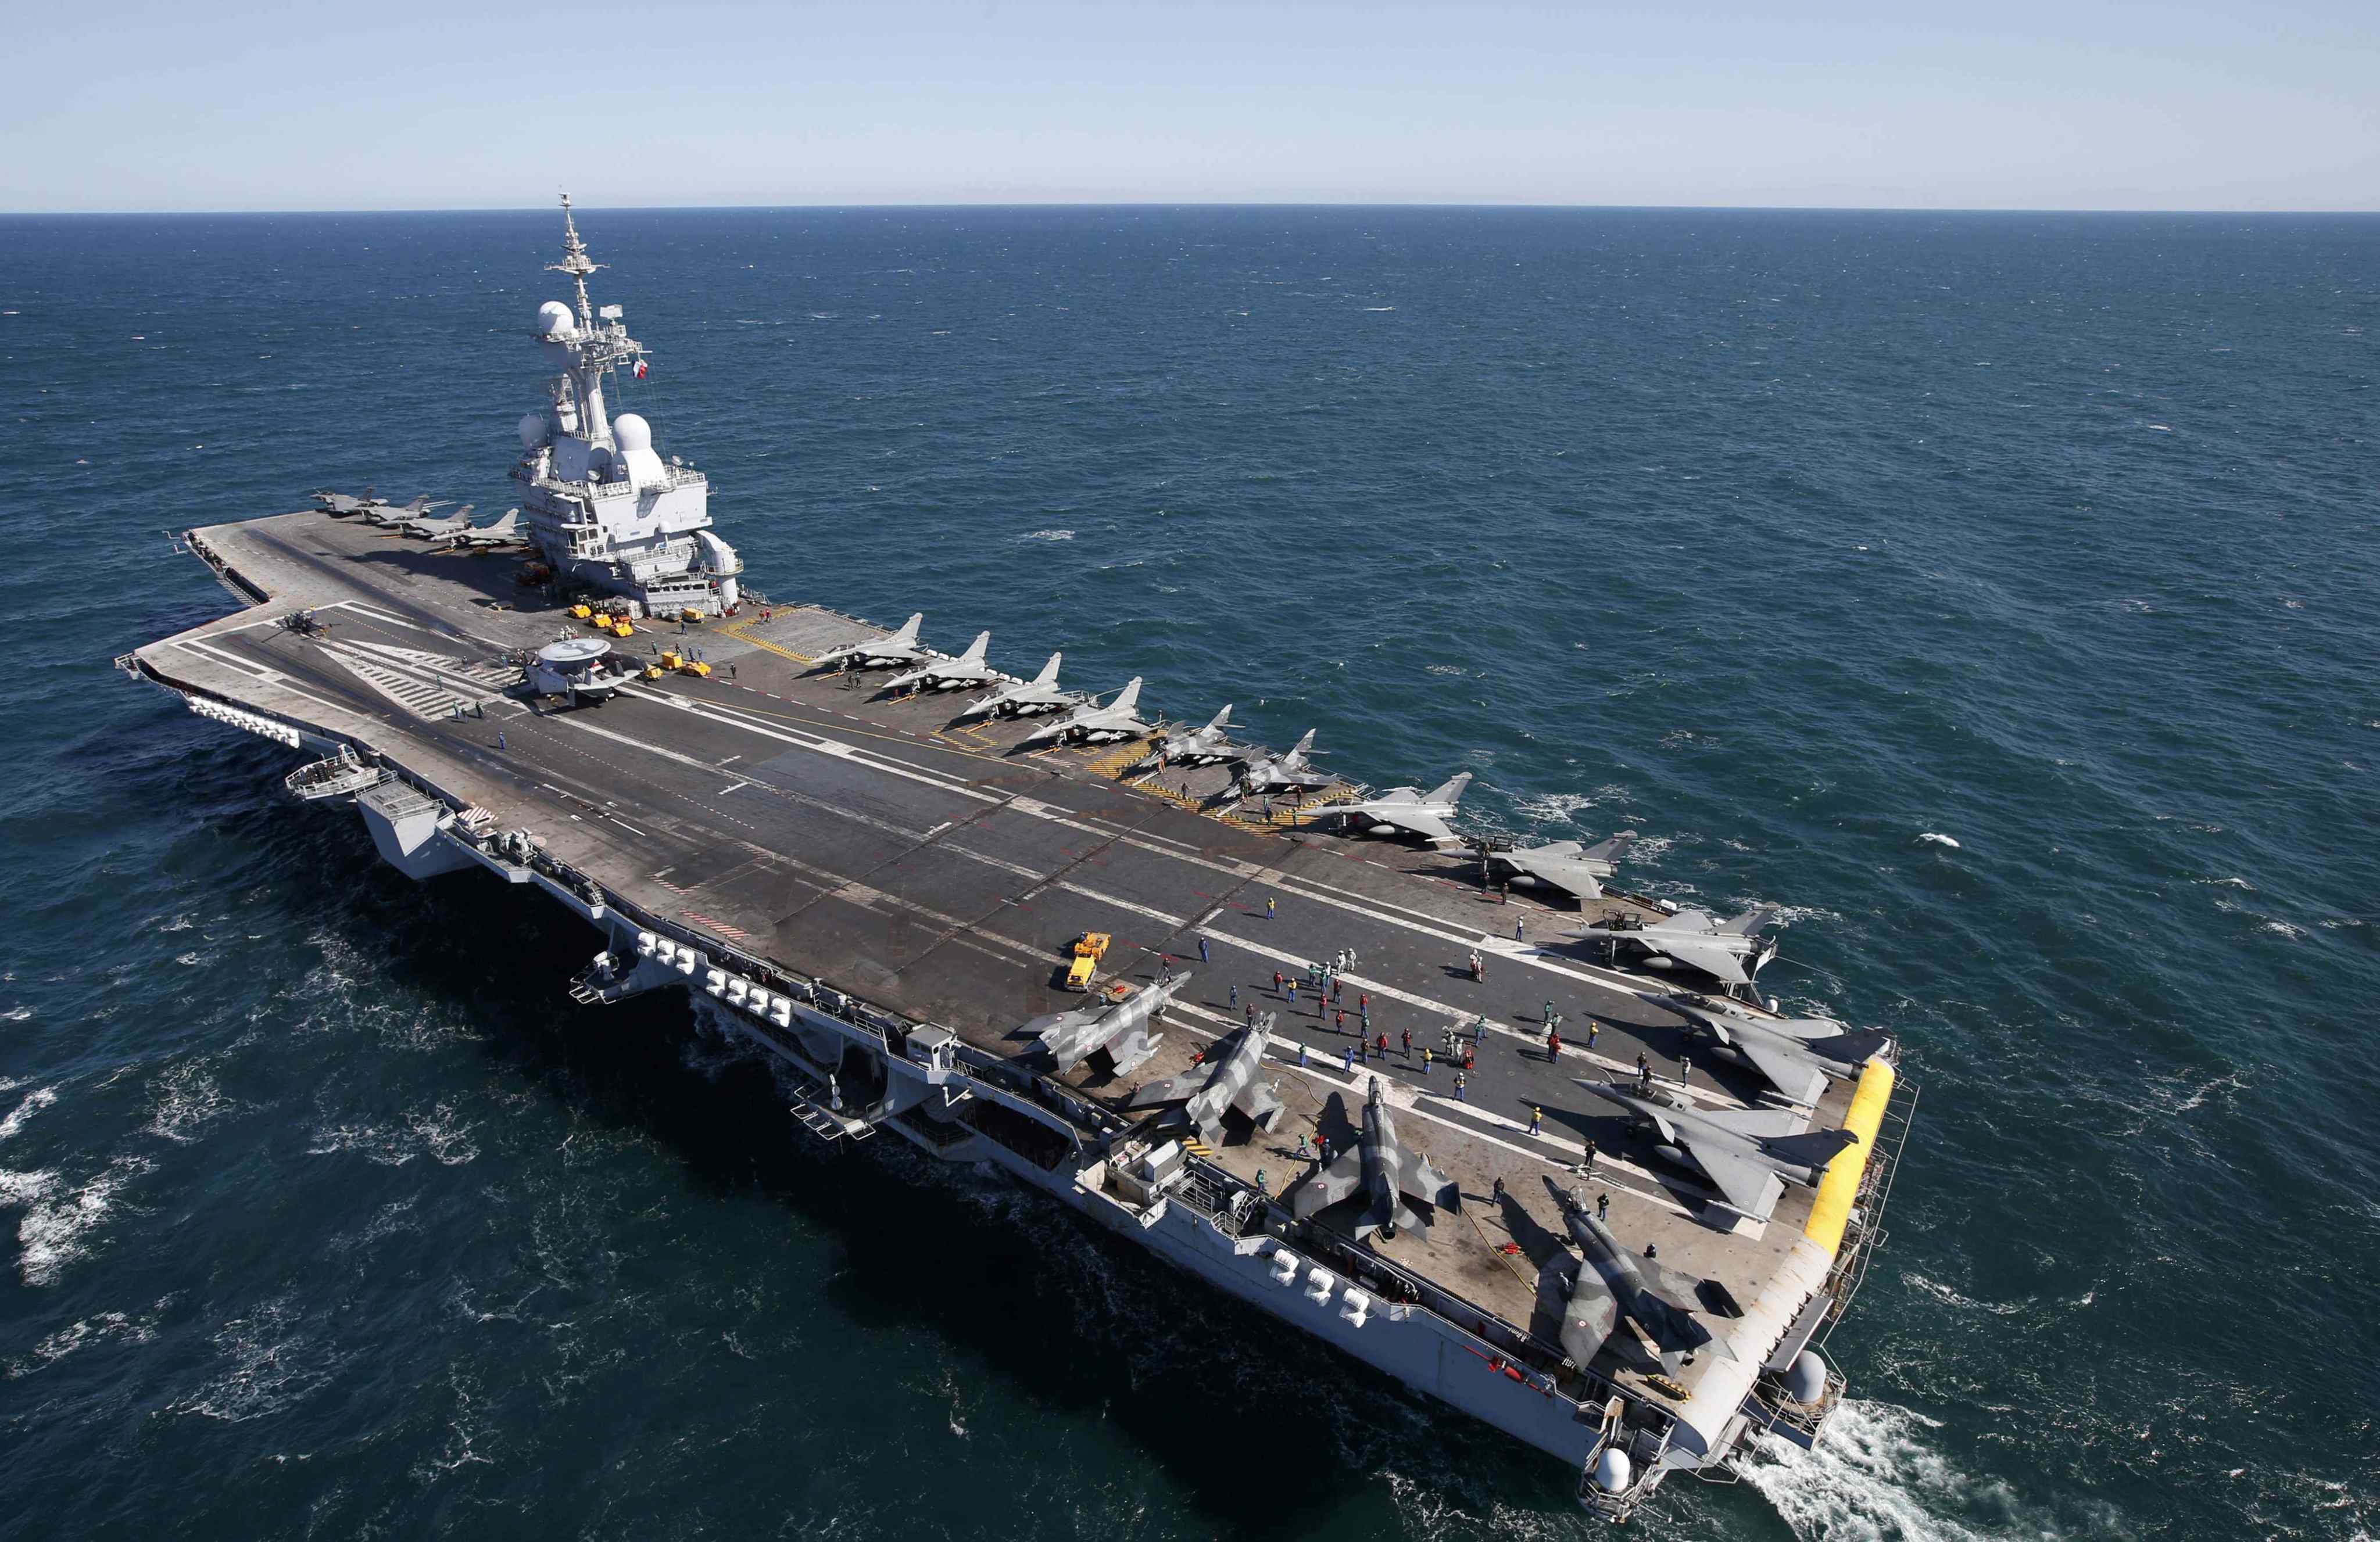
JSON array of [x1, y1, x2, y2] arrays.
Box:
[[5, 0, 2375, 213]]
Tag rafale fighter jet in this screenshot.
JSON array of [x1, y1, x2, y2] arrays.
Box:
[[1649, 993, 1889, 1108], [1576, 905, 1782, 988], [359, 494, 446, 527], [1580, 1078, 1860, 1221], [1458, 833, 1638, 903], [1541, 1177, 1733, 1376], [1021, 971, 1188, 1075], [440, 508, 524, 550], [1128, 705, 1248, 776], [1300, 772, 1474, 844], [808, 613, 932, 673], [1238, 729, 1332, 797], [1018, 677, 1151, 747], [881, 631, 1003, 696], [1292, 1078, 1462, 1240], [395, 503, 475, 539], [312, 485, 377, 516], [960, 652, 1082, 720], [1125, 1020, 1284, 1145]]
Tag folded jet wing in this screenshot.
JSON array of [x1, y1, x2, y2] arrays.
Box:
[[1125, 1020, 1283, 1144], [1300, 772, 1473, 844], [810, 614, 929, 672], [1291, 1077, 1461, 1240]]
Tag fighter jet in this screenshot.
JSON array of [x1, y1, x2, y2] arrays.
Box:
[[1017, 677, 1151, 748], [1576, 905, 1782, 987], [439, 508, 525, 550], [1300, 772, 1474, 844], [1649, 993, 1890, 1107], [395, 503, 475, 539], [1458, 833, 1638, 903], [312, 485, 376, 516], [1238, 729, 1332, 797], [1580, 1078, 1860, 1221], [1125, 1020, 1284, 1145], [358, 495, 446, 527], [809, 614, 930, 673], [1021, 971, 1187, 1075], [959, 652, 1083, 720], [1541, 1177, 1733, 1376], [1291, 1077, 1462, 1240], [1128, 705, 1248, 776], [879, 631, 1004, 696]]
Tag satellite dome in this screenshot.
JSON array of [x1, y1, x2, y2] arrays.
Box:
[[535, 300, 576, 336], [613, 413, 653, 453], [517, 411, 548, 450]]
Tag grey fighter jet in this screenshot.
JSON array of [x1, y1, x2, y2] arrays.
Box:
[[395, 503, 475, 539], [1018, 677, 1151, 748], [1541, 1177, 1733, 1376], [1239, 729, 1332, 797], [960, 652, 1082, 720], [1125, 1020, 1284, 1145], [1576, 905, 1782, 987], [1291, 1078, 1462, 1240], [810, 614, 930, 673], [1129, 704, 1248, 776], [1650, 993, 1889, 1107], [1459, 833, 1638, 903], [359, 495, 446, 527], [1580, 1078, 1860, 1221], [881, 630, 1003, 696], [1021, 971, 1188, 1075], [439, 508, 524, 550], [1301, 772, 1474, 844], [312, 485, 377, 516]]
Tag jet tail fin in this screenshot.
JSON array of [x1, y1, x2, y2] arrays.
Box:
[[1288, 728, 1318, 761], [1112, 677, 1143, 712], [1204, 704, 1233, 734], [1032, 652, 1061, 686], [1424, 770, 1473, 808], [958, 631, 990, 666], [890, 613, 922, 646], [1584, 831, 1638, 865], [1722, 905, 1783, 936]]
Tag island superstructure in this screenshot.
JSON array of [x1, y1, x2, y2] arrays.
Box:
[[123, 200, 1914, 1523]]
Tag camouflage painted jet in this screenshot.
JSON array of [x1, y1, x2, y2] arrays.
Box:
[[1125, 1019, 1284, 1145], [1021, 971, 1188, 1075], [1541, 1177, 1733, 1376], [1291, 1077, 1461, 1240]]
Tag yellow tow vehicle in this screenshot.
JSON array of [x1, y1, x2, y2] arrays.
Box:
[[568, 603, 593, 621], [1062, 931, 1111, 991]]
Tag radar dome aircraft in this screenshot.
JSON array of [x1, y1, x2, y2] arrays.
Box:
[[1300, 772, 1474, 844]]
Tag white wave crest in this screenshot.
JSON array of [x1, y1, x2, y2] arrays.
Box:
[[1, 1086, 58, 1143], [16, 1157, 151, 1286], [1509, 791, 1600, 826], [148, 1062, 235, 1143], [1919, 832, 1961, 848], [1018, 528, 1075, 542], [1744, 1398, 2077, 1540]]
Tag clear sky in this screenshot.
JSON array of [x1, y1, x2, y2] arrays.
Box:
[[5, 0, 2375, 212]]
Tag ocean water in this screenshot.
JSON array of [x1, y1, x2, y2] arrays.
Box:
[[2, 206, 2375, 1540]]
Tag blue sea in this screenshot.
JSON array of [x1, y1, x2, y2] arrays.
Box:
[[2, 206, 2375, 1540]]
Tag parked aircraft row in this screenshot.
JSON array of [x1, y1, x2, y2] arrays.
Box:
[[314, 487, 527, 549]]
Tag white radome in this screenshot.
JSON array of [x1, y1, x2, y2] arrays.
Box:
[[535, 300, 576, 336], [517, 411, 547, 450], [612, 412, 653, 452]]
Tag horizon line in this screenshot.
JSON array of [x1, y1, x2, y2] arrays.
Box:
[[5, 199, 2377, 218]]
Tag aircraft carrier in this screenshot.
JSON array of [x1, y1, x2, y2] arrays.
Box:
[[121, 199, 1914, 1522]]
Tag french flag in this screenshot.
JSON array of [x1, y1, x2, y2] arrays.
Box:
[[633, 357, 649, 379]]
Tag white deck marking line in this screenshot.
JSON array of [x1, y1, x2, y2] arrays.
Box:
[[171, 639, 359, 720], [623, 685, 1000, 805], [720, 781, 751, 796]]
